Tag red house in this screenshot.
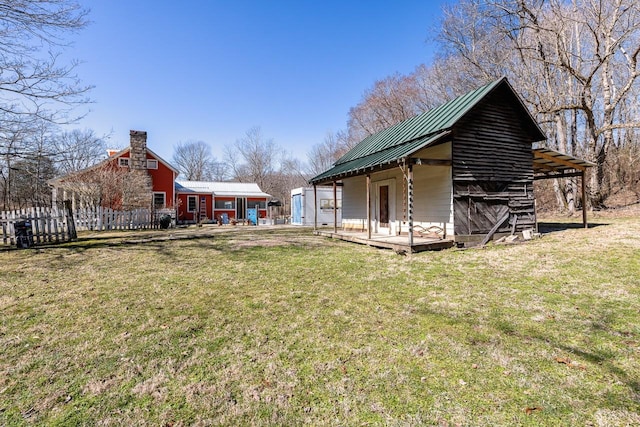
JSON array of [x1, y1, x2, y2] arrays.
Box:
[[106, 131, 178, 209], [50, 130, 178, 210], [51, 130, 272, 224], [175, 180, 271, 223]]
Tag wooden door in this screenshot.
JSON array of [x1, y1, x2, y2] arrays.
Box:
[[379, 185, 389, 228], [236, 197, 245, 220], [454, 197, 509, 235]]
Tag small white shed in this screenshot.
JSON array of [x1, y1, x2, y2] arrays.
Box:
[[291, 186, 342, 226]]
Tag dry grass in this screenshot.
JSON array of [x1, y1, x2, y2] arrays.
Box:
[[1, 219, 639, 426]]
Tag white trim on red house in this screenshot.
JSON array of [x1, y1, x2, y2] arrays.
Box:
[[187, 195, 197, 212], [153, 192, 166, 209], [146, 148, 179, 174]]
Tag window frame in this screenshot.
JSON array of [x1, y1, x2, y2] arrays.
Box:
[[187, 195, 197, 212], [153, 192, 166, 209], [147, 159, 158, 169], [118, 157, 130, 167]]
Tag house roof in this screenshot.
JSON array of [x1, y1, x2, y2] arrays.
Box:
[[48, 146, 179, 185], [310, 77, 546, 185], [175, 180, 272, 198]]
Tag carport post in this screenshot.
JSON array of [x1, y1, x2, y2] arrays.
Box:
[[582, 170, 588, 228]]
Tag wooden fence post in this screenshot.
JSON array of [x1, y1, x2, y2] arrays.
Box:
[[64, 200, 77, 240]]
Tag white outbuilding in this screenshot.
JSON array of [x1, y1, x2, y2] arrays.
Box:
[[290, 186, 342, 226]]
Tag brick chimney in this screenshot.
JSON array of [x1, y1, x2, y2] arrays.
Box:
[[129, 130, 148, 170]]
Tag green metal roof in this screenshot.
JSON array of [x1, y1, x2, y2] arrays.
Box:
[[310, 77, 545, 185], [311, 131, 451, 183]]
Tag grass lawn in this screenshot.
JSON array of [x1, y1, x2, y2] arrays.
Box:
[[1, 217, 639, 426]]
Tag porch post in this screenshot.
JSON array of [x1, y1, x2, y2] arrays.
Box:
[[333, 181, 337, 233], [366, 174, 372, 239], [408, 163, 414, 248], [313, 184, 318, 231], [581, 170, 588, 228]]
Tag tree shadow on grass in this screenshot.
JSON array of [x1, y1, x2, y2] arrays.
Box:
[[420, 303, 640, 414], [25, 234, 225, 271], [537, 221, 608, 234]]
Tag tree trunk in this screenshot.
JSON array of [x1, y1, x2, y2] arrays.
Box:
[[554, 112, 574, 213]]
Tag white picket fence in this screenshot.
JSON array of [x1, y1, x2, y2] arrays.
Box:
[[73, 207, 156, 231], [1, 206, 76, 247], [1, 206, 175, 247]]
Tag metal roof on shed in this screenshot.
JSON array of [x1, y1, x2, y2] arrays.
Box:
[[335, 78, 507, 166], [311, 131, 450, 183], [533, 148, 595, 174], [310, 77, 546, 185], [175, 180, 271, 198]]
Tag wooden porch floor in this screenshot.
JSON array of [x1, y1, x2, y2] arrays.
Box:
[[314, 229, 455, 253]]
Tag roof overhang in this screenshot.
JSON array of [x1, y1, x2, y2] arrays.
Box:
[[533, 148, 595, 180], [310, 130, 451, 185]]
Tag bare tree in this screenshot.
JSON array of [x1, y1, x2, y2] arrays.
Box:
[[172, 140, 223, 181], [0, 1, 92, 209], [432, 0, 640, 209], [204, 160, 229, 182], [273, 156, 309, 212], [307, 131, 351, 177], [0, 118, 57, 209], [52, 128, 107, 174], [347, 72, 429, 141], [12, 156, 56, 208], [225, 127, 279, 193], [59, 164, 151, 210], [0, 0, 91, 125], [225, 127, 308, 214]]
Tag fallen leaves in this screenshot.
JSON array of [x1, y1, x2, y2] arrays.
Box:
[[525, 406, 543, 415], [555, 356, 587, 370]]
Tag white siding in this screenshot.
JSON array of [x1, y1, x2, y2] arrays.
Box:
[[342, 176, 367, 230], [413, 141, 451, 160], [411, 141, 453, 236], [339, 141, 454, 235], [412, 166, 454, 236]]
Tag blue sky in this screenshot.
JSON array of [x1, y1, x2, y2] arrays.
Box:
[[71, 1, 448, 164]]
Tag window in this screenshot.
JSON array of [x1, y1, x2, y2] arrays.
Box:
[[147, 159, 158, 169], [153, 192, 166, 209], [248, 200, 266, 209], [118, 157, 130, 167], [214, 199, 234, 209], [187, 195, 197, 212]]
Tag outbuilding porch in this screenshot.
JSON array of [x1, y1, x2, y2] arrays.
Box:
[[314, 229, 455, 253]]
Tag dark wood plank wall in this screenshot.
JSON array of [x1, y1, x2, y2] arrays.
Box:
[[453, 182, 535, 234], [452, 86, 538, 236]]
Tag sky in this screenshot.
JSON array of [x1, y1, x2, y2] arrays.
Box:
[[70, 0, 450, 165]]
